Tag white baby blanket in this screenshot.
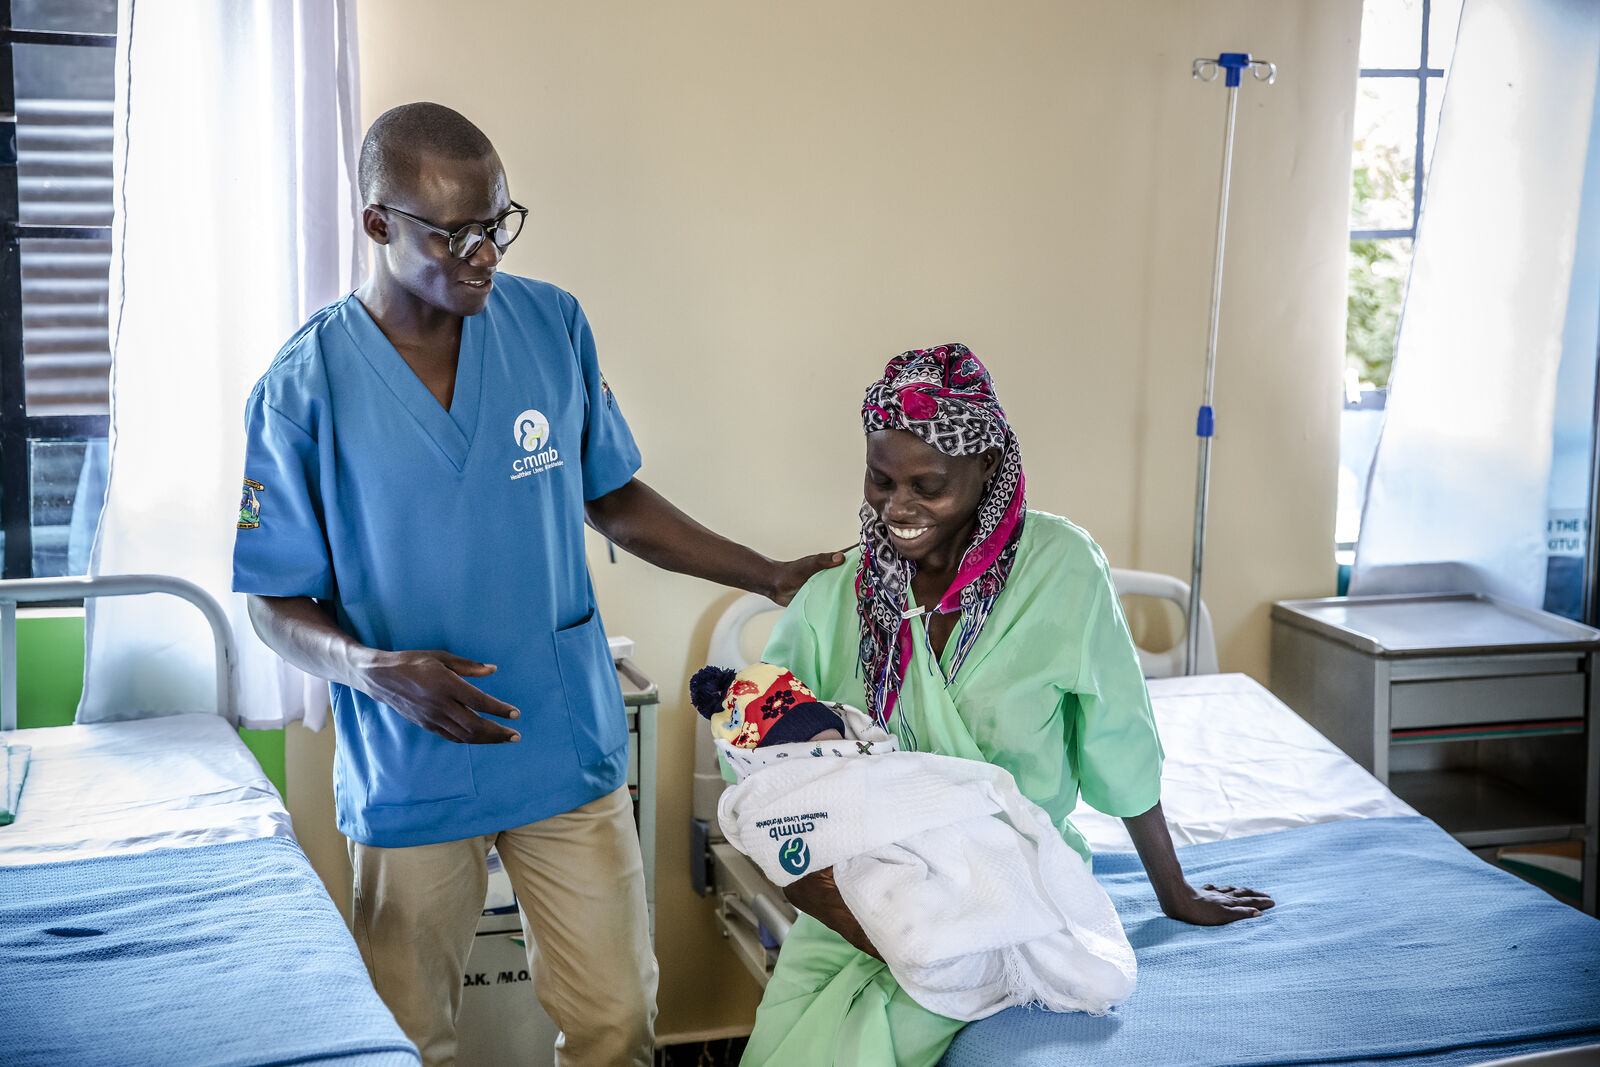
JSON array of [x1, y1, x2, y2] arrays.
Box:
[[717, 739, 1137, 1021]]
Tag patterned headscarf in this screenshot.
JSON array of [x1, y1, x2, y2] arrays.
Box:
[[857, 343, 1026, 731]]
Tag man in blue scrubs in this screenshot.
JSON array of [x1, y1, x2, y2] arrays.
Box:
[[233, 103, 841, 1067]]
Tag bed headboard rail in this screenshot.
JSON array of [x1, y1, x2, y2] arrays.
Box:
[[0, 575, 239, 730]]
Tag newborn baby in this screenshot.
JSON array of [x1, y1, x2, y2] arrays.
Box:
[[691, 661, 1137, 1022], [690, 661, 850, 750]]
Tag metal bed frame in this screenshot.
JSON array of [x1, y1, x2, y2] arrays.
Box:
[[0, 572, 238, 731]]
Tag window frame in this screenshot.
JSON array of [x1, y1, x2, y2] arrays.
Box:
[[1339, 0, 1455, 568], [1350, 0, 1446, 243], [0, 0, 114, 580]]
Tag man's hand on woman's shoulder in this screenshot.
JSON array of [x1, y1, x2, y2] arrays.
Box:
[[769, 549, 850, 606]]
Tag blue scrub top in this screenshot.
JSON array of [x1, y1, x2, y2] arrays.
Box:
[[232, 277, 642, 847]]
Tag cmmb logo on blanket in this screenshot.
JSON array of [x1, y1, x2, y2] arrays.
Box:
[[758, 810, 827, 877], [778, 836, 811, 876]]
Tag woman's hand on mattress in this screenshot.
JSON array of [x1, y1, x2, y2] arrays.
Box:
[[1124, 801, 1273, 926], [783, 866, 884, 960], [357, 649, 522, 744], [1160, 883, 1276, 926]]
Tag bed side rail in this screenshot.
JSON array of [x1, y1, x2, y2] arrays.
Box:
[[693, 593, 795, 986], [0, 575, 240, 730], [1109, 567, 1219, 677]]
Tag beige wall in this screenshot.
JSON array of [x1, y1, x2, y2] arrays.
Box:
[[316, 0, 1361, 1040]]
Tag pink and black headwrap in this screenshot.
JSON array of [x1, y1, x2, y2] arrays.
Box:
[[857, 343, 1026, 730]]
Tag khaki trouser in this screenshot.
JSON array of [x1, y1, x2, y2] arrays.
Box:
[[349, 786, 658, 1067]]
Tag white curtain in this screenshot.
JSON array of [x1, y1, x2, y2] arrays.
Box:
[[78, 0, 363, 729], [1350, 0, 1600, 606]]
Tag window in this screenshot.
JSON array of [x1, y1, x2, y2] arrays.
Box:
[[2, 0, 115, 579], [1337, 0, 1465, 571]]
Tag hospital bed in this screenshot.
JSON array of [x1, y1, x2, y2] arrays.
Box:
[[689, 577, 1600, 1066], [0, 575, 419, 1067]]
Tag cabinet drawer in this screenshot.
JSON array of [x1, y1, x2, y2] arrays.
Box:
[[1390, 672, 1586, 730]]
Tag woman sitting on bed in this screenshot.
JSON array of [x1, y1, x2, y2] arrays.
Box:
[[744, 343, 1274, 1067]]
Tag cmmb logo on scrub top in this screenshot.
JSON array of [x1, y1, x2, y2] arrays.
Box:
[[510, 408, 563, 481]]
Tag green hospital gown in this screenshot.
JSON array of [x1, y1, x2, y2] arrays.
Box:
[[743, 510, 1163, 1067]]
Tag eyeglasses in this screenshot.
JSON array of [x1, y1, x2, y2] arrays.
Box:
[[377, 200, 528, 260]]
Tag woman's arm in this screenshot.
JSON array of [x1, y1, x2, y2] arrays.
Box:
[[783, 867, 883, 960], [1123, 801, 1274, 925], [758, 550, 881, 956]]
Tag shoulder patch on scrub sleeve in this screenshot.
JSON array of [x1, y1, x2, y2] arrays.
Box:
[[600, 373, 615, 409], [238, 479, 264, 529]]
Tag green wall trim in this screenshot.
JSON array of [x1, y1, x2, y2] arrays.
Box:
[[240, 730, 288, 798], [16, 613, 86, 729]]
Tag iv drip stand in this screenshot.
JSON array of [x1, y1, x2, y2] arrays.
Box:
[[1185, 52, 1275, 675]]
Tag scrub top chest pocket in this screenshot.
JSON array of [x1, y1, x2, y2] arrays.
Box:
[[554, 613, 630, 766]]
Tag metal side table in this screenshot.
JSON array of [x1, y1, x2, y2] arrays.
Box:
[[1270, 593, 1600, 914], [618, 657, 658, 936]]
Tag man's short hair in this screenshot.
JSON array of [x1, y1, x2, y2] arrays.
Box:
[[358, 102, 498, 206]]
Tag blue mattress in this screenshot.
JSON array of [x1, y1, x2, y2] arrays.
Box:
[[944, 816, 1600, 1067], [0, 835, 419, 1067]]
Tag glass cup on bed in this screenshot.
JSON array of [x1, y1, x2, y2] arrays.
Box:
[[1, 740, 30, 825]]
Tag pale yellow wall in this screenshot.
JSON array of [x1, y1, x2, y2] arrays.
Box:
[[325, 0, 1360, 1040], [285, 721, 349, 923]]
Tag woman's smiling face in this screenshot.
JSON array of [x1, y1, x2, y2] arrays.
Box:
[[864, 429, 998, 571]]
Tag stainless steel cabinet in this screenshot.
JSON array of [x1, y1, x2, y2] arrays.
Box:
[[1270, 593, 1600, 914], [618, 657, 658, 933]]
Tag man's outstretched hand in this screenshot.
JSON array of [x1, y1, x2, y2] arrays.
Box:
[[359, 649, 522, 744]]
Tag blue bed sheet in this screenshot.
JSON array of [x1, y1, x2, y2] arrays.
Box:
[[0, 835, 419, 1067], [943, 816, 1600, 1067]]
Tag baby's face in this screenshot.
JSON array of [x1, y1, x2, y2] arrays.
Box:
[[808, 728, 844, 743]]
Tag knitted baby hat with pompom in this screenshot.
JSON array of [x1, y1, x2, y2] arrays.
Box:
[[689, 662, 845, 749]]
